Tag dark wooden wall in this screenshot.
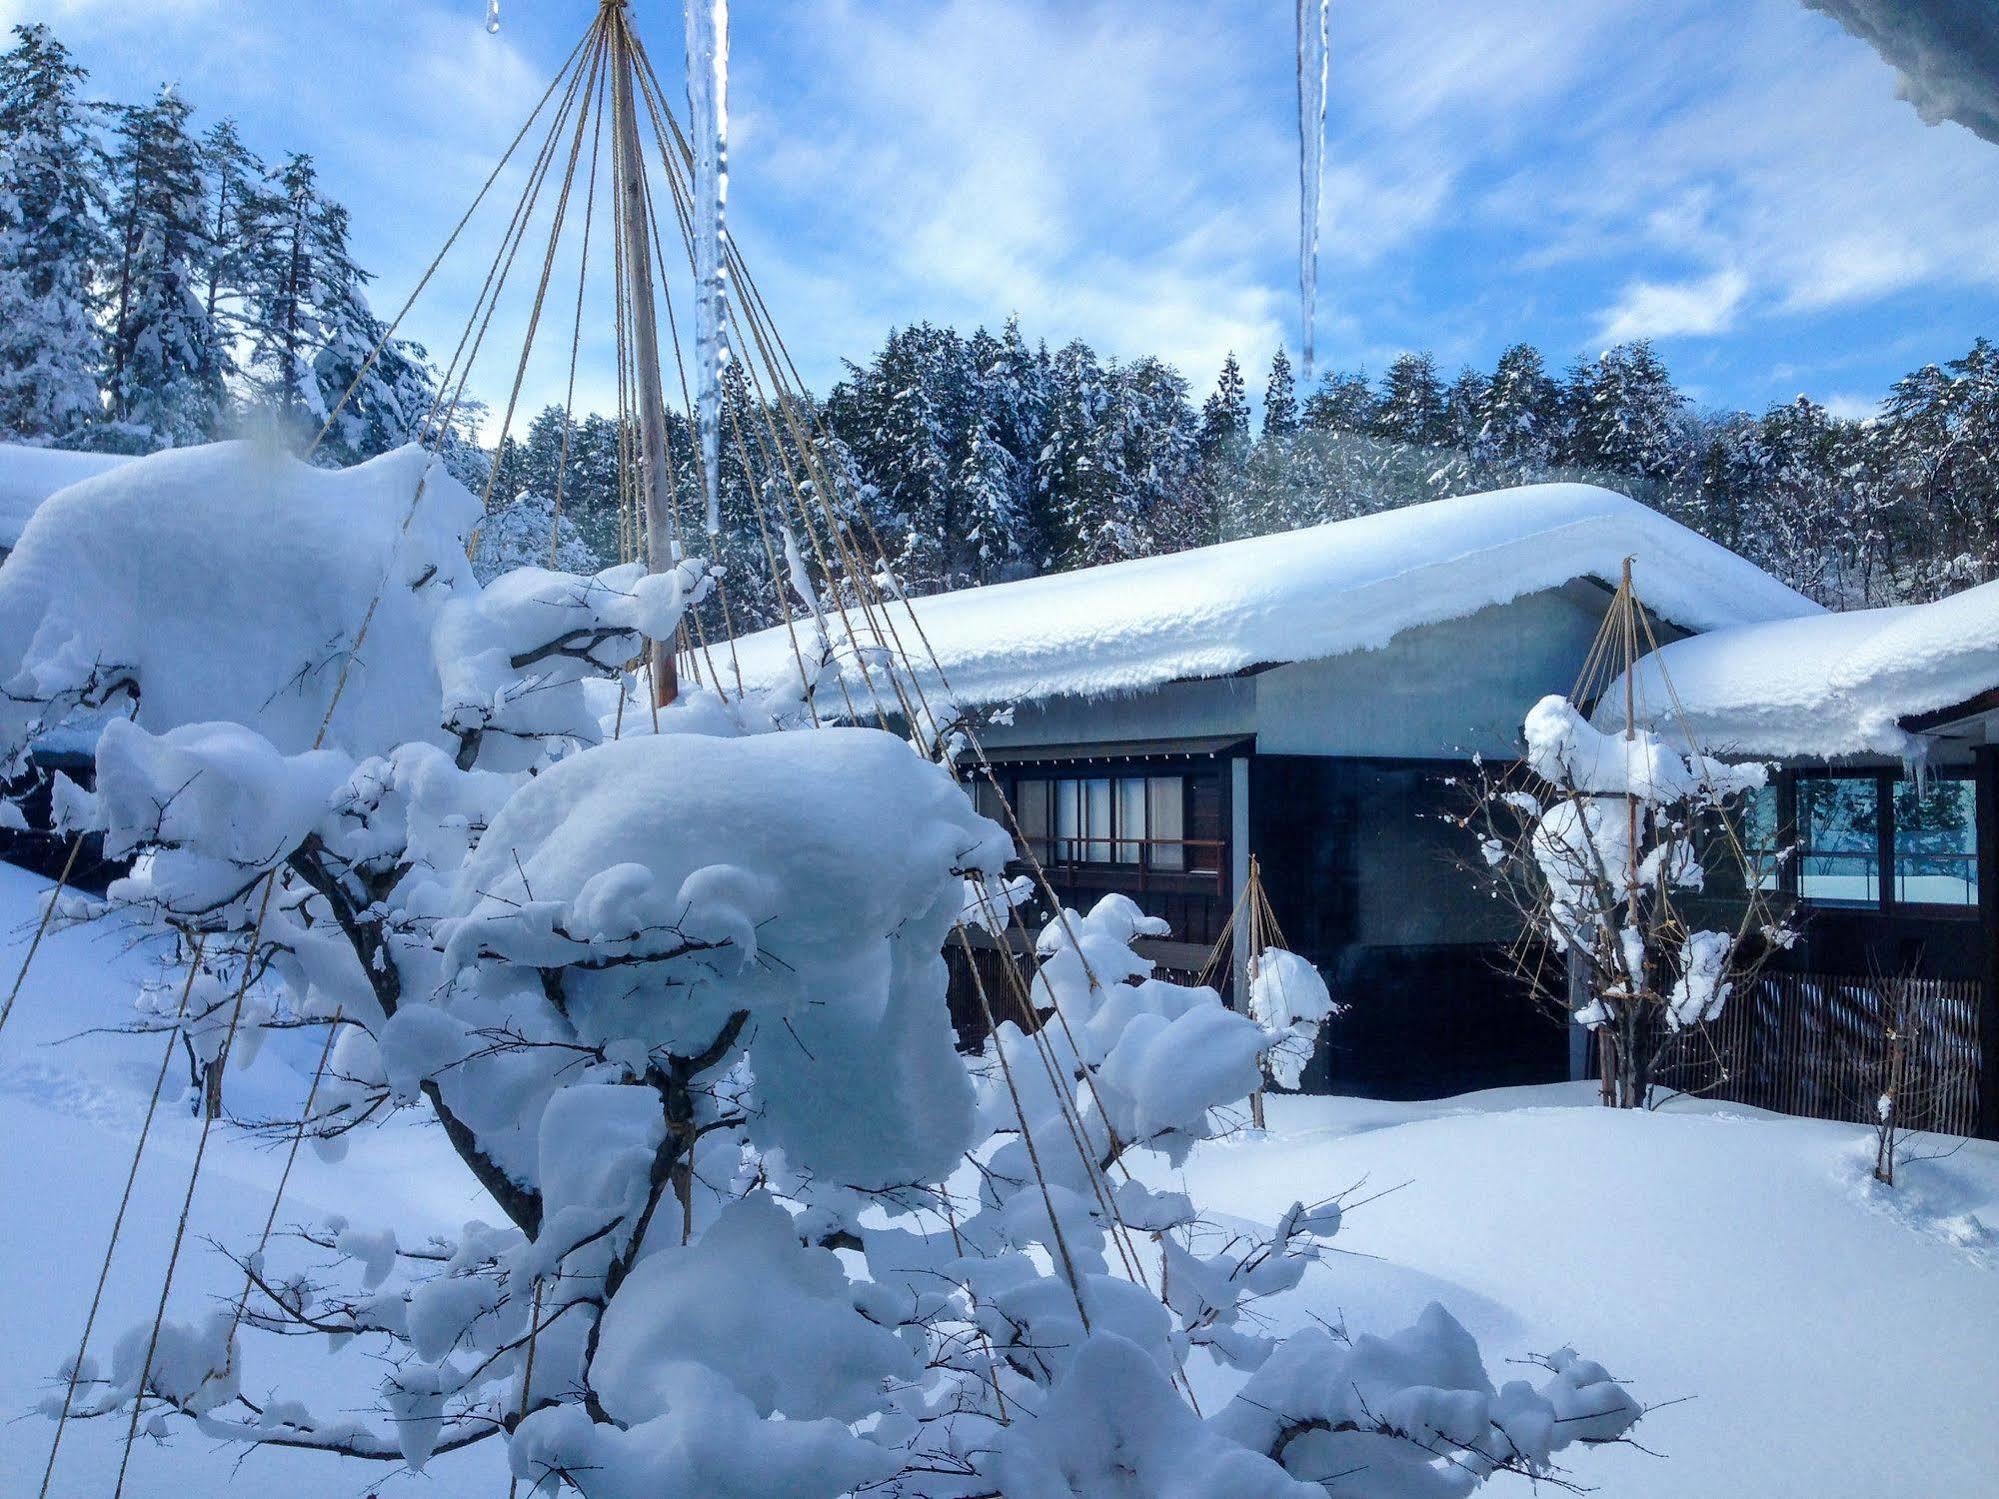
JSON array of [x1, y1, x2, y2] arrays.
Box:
[[1251, 755, 1566, 1100]]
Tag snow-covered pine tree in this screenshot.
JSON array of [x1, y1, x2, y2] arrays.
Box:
[[1301, 367, 1374, 433], [1120, 355, 1205, 552], [103, 86, 226, 449], [1038, 339, 1140, 569], [988, 314, 1048, 478], [1434, 364, 1489, 493], [1480, 342, 1559, 478], [0, 23, 108, 442], [195, 118, 260, 371], [1197, 351, 1252, 538], [1753, 395, 1854, 601], [1682, 409, 1764, 562], [1880, 338, 1999, 597], [1562, 341, 1687, 487], [955, 327, 1030, 584], [830, 324, 954, 591], [1372, 351, 1447, 450], [1261, 347, 1298, 439], [239, 151, 369, 434], [1197, 350, 1250, 463], [312, 315, 460, 469]]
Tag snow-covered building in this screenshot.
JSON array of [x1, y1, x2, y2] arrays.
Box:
[[738, 483, 1841, 1098], [1613, 583, 1999, 1135]]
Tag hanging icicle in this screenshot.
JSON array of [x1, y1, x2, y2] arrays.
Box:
[[485, 0, 501, 36], [1295, 0, 1330, 381], [685, 0, 732, 540]]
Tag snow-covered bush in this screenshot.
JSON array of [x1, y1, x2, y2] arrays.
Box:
[[2, 443, 1647, 1494], [1464, 693, 1791, 1107], [1248, 946, 1340, 1094]]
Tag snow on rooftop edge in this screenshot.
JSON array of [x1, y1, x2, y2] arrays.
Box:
[[0, 443, 134, 548], [1604, 578, 1999, 760], [732, 483, 1819, 711]]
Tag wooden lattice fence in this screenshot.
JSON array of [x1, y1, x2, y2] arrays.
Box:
[[1652, 970, 1982, 1137]]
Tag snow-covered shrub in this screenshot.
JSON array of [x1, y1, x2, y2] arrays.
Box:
[[1248, 946, 1340, 1093], [1464, 693, 1791, 1107], [1, 443, 1648, 1494]]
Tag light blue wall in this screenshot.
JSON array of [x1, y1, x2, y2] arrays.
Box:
[[975, 580, 1622, 761]]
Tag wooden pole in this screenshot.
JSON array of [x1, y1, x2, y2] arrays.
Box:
[[608, 2, 678, 708]]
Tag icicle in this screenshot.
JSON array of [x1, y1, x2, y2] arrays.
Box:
[[485, 0, 501, 35], [685, 0, 732, 541], [1295, 0, 1330, 381]]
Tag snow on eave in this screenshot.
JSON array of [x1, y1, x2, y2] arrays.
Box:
[[1605, 578, 1999, 762], [0, 444, 135, 550], [732, 482, 1819, 711]]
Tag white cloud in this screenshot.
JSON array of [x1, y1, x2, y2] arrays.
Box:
[[1599, 268, 1748, 342], [1821, 391, 1883, 421]]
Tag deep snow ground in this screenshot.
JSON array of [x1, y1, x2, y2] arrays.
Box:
[[0, 859, 1993, 1497], [1152, 1089, 1999, 1498], [0, 863, 509, 1496]]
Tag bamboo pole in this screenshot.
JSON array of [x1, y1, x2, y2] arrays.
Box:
[[608, 1, 679, 707]]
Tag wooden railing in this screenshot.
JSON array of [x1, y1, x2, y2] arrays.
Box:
[[1023, 836, 1228, 893]]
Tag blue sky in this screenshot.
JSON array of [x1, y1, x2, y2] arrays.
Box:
[[15, 0, 1999, 426]]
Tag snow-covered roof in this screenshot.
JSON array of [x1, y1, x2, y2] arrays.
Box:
[[1608, 579, 1999, 760], [734, 483, 1819, 710], [0, 443, 134, 549]]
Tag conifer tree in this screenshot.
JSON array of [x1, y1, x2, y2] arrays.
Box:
[[1197, 351, 1251, 462], [1302, 368, 1375, 432], [0, 23, 107, 441], [1373, 352, 1447, 448], [240, 152, 368, 432], [1262, 347, 1298, 438], [957, 327, 1029, 583], [196, 117, 262, 375], [1121, 355, 1204, 551], [105, 86, 225, 447], [1563, 341, 1685, 482], [1481, 343, 1559, 474]]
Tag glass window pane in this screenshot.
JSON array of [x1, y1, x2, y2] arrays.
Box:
[[973, 777, 1006, 825], [1894, 775, 1978, 907], [1116, 779, 1146, 863], [1085, 778, 1113, 862], [1055, 778, 1081, 863], [1740, 783, 1779, 891], [1017, 779, 1050, 860], [1798, 776, 1880, 904], [1149, 776, 1185, 871]]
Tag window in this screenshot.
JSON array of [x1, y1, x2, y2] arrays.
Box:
[[1004, 771, 1190, 870], [1893, 773, 1979, 908], [1740, 783, 1781, 891], [1784, 768, 1981, 911], [1796, 776, 1880, 904], [1148, 776, 1186, 871], [1016, 779, 1050, 862]]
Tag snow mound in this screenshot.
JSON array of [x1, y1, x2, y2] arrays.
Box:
[[0, 440, 479, 758], [1605, 578, 1999, 758], [0, 442, 133, 550], [729, 483, 1818, 710]]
